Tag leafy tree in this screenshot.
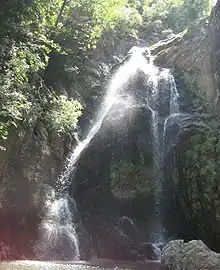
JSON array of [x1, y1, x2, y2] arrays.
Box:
[[0, 0, 142, 149], [45, 96, 83, 134], [0, 0, 214, 150], [142, 0, 212, 33]]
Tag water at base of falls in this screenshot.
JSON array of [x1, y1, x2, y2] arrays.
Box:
[[0, 260, 165, 270], [36, 46, 180, 261]]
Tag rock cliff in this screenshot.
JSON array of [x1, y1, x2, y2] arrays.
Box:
[[152, 1, 220, 253], [152, 1, 220, 103]]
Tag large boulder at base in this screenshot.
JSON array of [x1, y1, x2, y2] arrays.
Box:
[[162, 240, 220, 270]]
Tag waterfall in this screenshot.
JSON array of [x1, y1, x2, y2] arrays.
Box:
[[35, 195, 80, 260], [36, 49, 159, 260], [169, 75, 179, 114], [36, 46, 180, 260], [151, 110, 161, 183]]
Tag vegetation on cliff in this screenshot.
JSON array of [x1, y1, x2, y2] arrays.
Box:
[[0, 0, 212, 150], [142, 0, 211, 34]]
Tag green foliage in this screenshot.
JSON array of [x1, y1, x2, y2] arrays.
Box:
[[110, 160, 153, 198], [0, 0, 214, 150], [45, 96, 83, 134], [115, 5, 142, 37], [64, 0, 142, 48], [0, 0, 141, 149], [0, 0, 63, 149], [142, 0, 212, 33], [0, 51, 32, 149]]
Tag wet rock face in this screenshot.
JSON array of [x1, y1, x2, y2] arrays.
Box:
[[87, 219, 160, 261], [162, 240, 220, 270], [73, 109, 157, 261], [162, 119, 220, 251], [72, 68, 172, 260], [149, 2, 220, 254]]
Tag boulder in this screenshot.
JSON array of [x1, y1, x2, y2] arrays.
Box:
[[162, 240, 220, 270]]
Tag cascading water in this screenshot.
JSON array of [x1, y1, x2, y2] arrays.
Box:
[[36, 195, 80, 260], [138, 59, 180, 247], [57, 52, 154, 191], [153, 69, 180, 245], [162, 70, 180, 156], [36, 48, 160, 260], [36, 46, 180, 261]]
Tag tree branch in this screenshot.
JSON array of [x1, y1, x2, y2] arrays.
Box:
[[55, 0, 71, 27]]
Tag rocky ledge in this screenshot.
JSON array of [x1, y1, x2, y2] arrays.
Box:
[[151, 0, 220, 102]]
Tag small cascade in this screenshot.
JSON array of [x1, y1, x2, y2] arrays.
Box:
[[120, 216, 137, 231], [151, 110, 161, 183], [162, 70, 180, 157], [169, 75, 179, 114], [35, 195, 80, 260], [160, 69, 179, 115]]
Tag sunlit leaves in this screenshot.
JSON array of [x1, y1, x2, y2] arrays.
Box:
[[142, 0, 212, 32], [23, 0, 65, 33], [0, 0, 214, 151], [65, 0, 142, 47], [45, 96, 83, 134]]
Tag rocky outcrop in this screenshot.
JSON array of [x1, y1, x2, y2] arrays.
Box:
[[162, 240, 220, 270], [162, 121, 220, 251], [86, 218, 160, 261], [151, 1, 220, 102]]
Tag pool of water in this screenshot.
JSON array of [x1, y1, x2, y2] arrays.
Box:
[[0, 260, 166, 270]]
